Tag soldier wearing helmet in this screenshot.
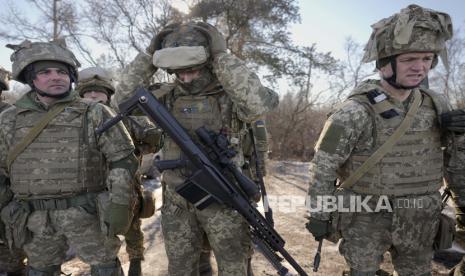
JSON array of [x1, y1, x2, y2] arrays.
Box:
[[115, 21, 278, 276], [305, 5, 465, 275], [0, 40, 138, 276], [76, 67, 161, 276]]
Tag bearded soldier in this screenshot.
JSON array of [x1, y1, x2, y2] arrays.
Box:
[[76, 66, 159, 276], [0, 40, 138, 275], [0, 66, 27, 276], [305, 5, 465, 275], [115, 21, 279, 276]]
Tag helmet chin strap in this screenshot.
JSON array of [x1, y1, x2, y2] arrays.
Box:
[[383, 57, 422, 90]]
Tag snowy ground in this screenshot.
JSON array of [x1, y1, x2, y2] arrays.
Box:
[[11, 161, 464, 275]]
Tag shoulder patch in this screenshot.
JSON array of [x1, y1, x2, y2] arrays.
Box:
[[315, 120, 345, 154]]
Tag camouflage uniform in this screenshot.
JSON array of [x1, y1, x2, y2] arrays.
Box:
[[0, 66, 27, 275], [76, 67, 160, 276], [116, 22, 278, 276], [0, 41, 137, 276], [306, 5, 462, 276]]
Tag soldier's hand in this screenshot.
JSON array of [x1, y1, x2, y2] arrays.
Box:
[[104, 202, 133, 236], [194, 22, 227, 58], [305, 218, 331, 241], [146, 23, 180, 55], [441, 109, 465, 133]]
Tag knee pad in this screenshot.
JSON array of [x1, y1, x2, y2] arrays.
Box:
[[90, 259, 123, 276], [26, 266, 60, 276]]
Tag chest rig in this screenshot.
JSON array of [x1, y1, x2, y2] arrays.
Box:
[[157, 83, 247, 166], [10, 100, 106, 199], [339, 88, 444, 196]]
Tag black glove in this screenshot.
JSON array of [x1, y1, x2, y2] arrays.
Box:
[[441, 109, 465, 133], [305, 218, 331, 241]]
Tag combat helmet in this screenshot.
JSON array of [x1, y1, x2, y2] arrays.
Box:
[[0, 66, 11, 92], [362, 5, 452, 89], [152, 22, 216, 72], [363, 5, 452, 66], [76, 67, 115, 97], [6, 39, 81, 84]]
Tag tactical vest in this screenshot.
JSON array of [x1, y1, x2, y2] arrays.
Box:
[[156, 83, 247, 166], [10, 100, 106, 199], [339, 87, 446, 196]]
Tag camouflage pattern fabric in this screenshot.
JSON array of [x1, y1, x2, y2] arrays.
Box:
[[6, 40, 80, 83], [0, 90, 135, 268], [124, 212, 144, 260], [115, 37, 278, 275], [338, 190, 441, 274], [161, 170, 251, 276], [115, 52, 279, 119], [23, 207, 121, 268], [0, 243, 25, 273], [362, 5, 453, 63], [307, 79, 465, 273]]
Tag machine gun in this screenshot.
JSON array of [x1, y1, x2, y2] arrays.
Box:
[[96, 87, 308, 276]]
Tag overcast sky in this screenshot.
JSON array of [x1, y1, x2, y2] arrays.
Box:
[[1, 0, 464, 79]]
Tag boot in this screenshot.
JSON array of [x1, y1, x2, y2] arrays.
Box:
[[26, 266, 60, 276], [90, 259, 123, 276], [199, 250, 213, 276], [7, 268, 26, 276], [450, 258, 465, 276], [128, 258, 142, 276]]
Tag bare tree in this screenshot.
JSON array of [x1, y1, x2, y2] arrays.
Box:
[[430, 28, 465, 107]]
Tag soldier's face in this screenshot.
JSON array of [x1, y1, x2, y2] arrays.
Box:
[[381, 52, 434, 87], [176, 69, 201, 83], [83, 90, 109, 103], [33, 68, 70, 95]]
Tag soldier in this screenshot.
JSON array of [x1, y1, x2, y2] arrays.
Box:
[[305, 5, 462, 276], [198, 119, 269, 276], [0, 66, 27, 276], [0, 40, 138, 275], [115, 21, 279, 275], [76, 66, 159, 276]]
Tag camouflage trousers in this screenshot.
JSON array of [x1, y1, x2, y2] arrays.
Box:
[[125, 182, 145, 260], [0, 242, 26, 272], [23, 206, 121, 268], [125, 216, 144, 260], [338, 191, 441, 275], [161, 170, 252, 276]]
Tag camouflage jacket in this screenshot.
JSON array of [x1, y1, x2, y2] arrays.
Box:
[[307, 79, 465, 220], [0, 90, 136, 205]]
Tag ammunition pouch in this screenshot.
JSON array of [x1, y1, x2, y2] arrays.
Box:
[[138, 190, 156, 219], [433, 213, 455, 250]]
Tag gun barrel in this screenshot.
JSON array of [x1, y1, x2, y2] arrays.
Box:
[[95, 113, 125, 135]]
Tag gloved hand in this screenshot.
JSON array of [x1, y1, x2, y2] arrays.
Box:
[[193, 22, 227, 58], [305, 218, 331, 241], [441, 109, 465, 133], [104, 202, 133, 236], [146, 23, 180, 55]]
